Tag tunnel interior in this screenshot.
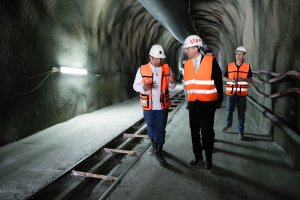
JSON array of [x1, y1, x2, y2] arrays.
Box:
[[0, 0, 299, 167]]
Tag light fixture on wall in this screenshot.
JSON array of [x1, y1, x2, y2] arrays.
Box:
[[52, 67, 87, 75], [61, 67, 88, 75], [52, 67, 100, 77]]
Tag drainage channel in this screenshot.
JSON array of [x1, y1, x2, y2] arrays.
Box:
[[27, 90, 185, 200]]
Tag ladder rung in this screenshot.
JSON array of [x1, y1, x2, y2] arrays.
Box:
[[123, 133, 149, 139], [103, 148, 139, 156], [71, 170, 117, 181]]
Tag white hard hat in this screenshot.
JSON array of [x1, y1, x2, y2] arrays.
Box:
[[235, 46, 246, 54], [182, 35, 203, 48], [149, 44, 166, 58]]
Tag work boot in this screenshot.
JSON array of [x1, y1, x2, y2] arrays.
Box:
[[154, 145, 167, 167], [222, 124, 232, 132], [238, 132, 244, 140], [189, 157, 203, 166], [205, 161, 212, 170], [148, 140, 157, 155]]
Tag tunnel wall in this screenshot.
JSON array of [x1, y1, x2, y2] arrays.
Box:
[[190, 0, 300, 168], [0, 0, 180, 146], [237, 0, 300, 169]]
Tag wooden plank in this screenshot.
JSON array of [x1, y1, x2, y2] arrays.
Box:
[[103, 148, 139, 156], [72, 170, 117, 181], [123, 133, 149, 139]]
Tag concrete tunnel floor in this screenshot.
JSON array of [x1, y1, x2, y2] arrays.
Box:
[[0, 85, 182, 199], [106, 100, 300, 200], [0, 84, 300, 200]]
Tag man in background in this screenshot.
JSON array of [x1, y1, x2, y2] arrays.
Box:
[[222, 46, 252, 140]]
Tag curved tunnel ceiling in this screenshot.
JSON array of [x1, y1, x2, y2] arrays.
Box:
[[138, 0, 196, 43], [140, 0, 300, 73]]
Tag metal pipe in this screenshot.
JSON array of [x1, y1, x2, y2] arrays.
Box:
[[247, 96, 300, 145]]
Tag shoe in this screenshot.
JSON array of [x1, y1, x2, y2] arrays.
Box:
[[189, 157, 203, 166], [222, 124, 232, 132], [148, 146, 155, 155], [154, 145, 167, 167], [205, 161, 212, 170], [154, 152, 167, 167], [238, 132, 244, 140], [148, 141, 157, 155]]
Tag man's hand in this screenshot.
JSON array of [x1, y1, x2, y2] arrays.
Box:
[[237, 78, 248, 82], [169, 74, 175, 83], [235, 78, 245, 84], [143, 81, 152, 91]]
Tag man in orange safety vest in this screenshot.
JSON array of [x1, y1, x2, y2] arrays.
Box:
[[133, 44, 176, 167], [222, 46, 252, 140], [183, 35, 223, 170]]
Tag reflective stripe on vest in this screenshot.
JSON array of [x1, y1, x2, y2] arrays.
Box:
[[139, 93, 153, 110], [183, 55, 218, 102], [186, 88, 217, 94], [226, 62, 250, 96], [139, 63, 171, 110], [184, 80, 215, 85]]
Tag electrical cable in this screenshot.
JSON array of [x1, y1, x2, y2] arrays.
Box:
[[250, 70, 300, 98], [0, 70, 53, 101], [0, 69, 52, 85], [250, 83, 300, 99]]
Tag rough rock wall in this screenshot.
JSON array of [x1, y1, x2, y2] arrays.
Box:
[[0, 0, 179, 146], [190, 0, 299, 133], [189, 0, 300, 167], [229, 0, 299, 135]]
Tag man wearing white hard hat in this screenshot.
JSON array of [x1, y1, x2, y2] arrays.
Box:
[[222, 46, 252, 140], [133, 44, 176, 167], [182, 35, 223, 170]]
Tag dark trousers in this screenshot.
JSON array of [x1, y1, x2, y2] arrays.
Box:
[[143, 109, 168, 145], [226, 95, 246, 133], [188, 101, 216, 162]]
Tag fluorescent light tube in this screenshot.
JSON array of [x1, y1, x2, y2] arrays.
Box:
[[60, 67, 87, 75]]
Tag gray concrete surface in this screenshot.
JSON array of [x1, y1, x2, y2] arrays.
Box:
[[0, 98, 142, 200], [107, 102, 300, 200], [1, 84, 299, 199], [0, 86, 182, 200]]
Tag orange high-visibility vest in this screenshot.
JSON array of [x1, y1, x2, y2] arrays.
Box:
[[225, 62, 250, 96], [139, 63, 171, 110], [184, 55, 218, 102]]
